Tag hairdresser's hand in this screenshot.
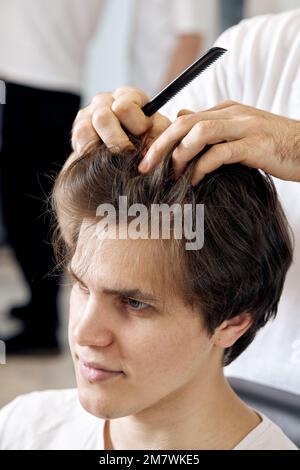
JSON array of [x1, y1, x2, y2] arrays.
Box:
[[138, 101, 300, 184], [71, 87, 171, 155]]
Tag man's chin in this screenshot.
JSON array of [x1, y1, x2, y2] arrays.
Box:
[[76, 381, 130, 420], [77, 386, 114, 419]]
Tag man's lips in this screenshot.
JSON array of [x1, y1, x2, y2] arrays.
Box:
[[82, 360, 122, 373], [77, 356, 123, 382]]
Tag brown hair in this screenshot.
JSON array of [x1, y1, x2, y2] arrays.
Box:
[[52, 133, 293, 366]]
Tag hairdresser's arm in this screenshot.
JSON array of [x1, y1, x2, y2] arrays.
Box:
[[71, 91, 300, 183], [161, 34, 203, 88], [139, 101, 300, 184]]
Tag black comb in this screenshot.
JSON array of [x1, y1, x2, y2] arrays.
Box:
[[142, 47, 227, 117]]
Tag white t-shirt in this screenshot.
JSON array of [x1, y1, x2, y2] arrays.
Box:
[[0, 389, 297, 450], [161, 9, 300, 397], [128, 0, 218, 96], [0, 0, 106, 93]]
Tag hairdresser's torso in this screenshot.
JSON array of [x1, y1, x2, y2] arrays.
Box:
[[162, 9, 300, 395]]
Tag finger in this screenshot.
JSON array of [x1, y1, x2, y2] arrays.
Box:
[[90, 93, 135, 152], [177, 101, 237, 120], [112, 87, 152, 135], [141, 114, 171, 158], [191, 140, 245, 186], [140, 107, 246, 173], [139, 110, 230, 173], [71, 106, 99, 154], [205, 100, 238, 112], [177, 108, 194, 117], [172, 119, 246, 179], [138, 117, 194, 173], [113, 85, 149, 102]]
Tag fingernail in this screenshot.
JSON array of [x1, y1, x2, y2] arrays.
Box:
[[138, 158, 150, 173], [139, 152, 152, 171]]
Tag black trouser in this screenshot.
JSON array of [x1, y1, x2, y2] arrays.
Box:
[[0, 82, 80, 337]]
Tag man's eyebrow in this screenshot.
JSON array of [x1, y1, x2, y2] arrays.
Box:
[[68, 265, 160, 303], [102, 287, 159, 303]]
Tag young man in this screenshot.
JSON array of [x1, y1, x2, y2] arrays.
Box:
[[71, 9, 300, 396], [0, 133, 297, 450]]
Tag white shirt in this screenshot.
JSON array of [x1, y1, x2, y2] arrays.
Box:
[[161, 9, 300, 396], [0, 0, 106, 93], [128, 0, 217, 96], [0, 389, 297, 450]]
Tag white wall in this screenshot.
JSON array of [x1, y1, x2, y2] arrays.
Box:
[[83, 0, 133, 104]]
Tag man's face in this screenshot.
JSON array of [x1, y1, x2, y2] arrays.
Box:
[[69, 222, 222, 420]]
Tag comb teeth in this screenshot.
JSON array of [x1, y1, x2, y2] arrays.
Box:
[[143, 47, 227, 117], [161, 49, 226, 101]]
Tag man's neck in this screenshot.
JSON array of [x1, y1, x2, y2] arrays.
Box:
[[106, 375, 261, 450]]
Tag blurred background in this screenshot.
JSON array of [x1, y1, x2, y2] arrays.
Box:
[[0, 0, 299, 414]]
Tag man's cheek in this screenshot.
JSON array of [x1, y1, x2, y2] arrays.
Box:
[[69, 287, 85, 322]]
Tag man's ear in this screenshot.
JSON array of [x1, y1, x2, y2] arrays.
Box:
[[212, 313, 253, 349]]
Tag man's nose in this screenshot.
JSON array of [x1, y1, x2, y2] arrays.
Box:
[[73, 296, 115, 348]]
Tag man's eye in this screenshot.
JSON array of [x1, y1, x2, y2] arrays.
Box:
[[124, 298, 149, 311]]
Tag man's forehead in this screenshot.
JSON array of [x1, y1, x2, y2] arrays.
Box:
[[73, 231, 167, 296], [77, 220, 168, 268]]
